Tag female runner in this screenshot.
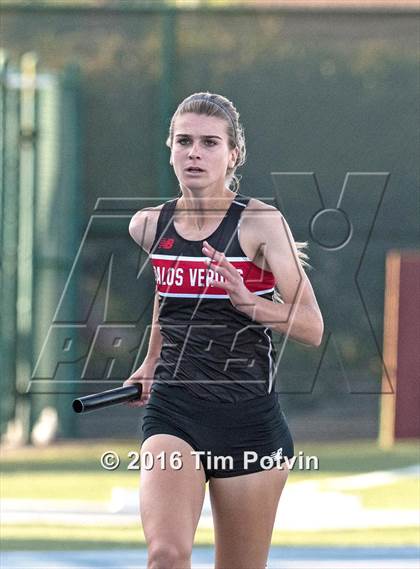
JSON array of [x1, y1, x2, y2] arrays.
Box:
[[124, 92, 323, 569]]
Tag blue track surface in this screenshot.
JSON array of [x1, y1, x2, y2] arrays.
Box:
[[2, 547, 419, 568]]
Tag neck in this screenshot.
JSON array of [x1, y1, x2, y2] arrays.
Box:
[[177, 186, 235, 214], [176, 186, 235, 230]]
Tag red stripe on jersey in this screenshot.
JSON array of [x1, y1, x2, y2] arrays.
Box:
[[150, 256, 275, 297]]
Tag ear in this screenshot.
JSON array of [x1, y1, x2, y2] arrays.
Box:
[[229, 147, 239, 168]]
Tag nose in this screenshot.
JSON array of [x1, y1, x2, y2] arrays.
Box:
[[188, 141, 201, 159]]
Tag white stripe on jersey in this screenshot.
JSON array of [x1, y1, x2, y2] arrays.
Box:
[[150, 254, 251, 262], [264, 326, 275, 393], [158, 287, 275, 299]]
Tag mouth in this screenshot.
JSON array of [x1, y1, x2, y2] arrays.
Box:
[[184, 167, 205, 174]]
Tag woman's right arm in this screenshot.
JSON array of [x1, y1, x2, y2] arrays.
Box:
[[123, 206, 163, 407]]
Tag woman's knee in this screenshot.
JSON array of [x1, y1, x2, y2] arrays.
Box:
[[147, 540, 191, 569]]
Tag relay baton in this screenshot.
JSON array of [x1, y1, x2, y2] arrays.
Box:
[[72, 384, 143, 414]]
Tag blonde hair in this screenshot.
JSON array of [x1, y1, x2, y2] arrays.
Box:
[[166, 91, 311, 287]]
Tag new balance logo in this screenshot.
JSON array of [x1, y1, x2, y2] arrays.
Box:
[[158, 238, 175, 250], [269, 448, 283, 460]]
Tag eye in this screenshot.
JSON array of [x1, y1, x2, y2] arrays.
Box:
[[175, 137, 218, 147]]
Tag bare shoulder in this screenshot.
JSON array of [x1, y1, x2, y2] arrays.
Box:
[[129, 203, 165, 253], [237, 198, 283, 265], [241, 197, 283, 227]]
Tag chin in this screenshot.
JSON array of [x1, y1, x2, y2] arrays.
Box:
[[181, 181, 210, 191]]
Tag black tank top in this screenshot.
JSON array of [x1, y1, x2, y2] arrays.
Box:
[[149, 193, 277, 403]]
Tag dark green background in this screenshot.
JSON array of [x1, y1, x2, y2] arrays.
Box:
[[1, 3, 419, 441]]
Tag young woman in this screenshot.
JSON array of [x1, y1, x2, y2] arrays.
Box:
[[125, 92, 323, 569]]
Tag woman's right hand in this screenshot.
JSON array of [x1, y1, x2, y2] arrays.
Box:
[[123, 357, 159, 408]]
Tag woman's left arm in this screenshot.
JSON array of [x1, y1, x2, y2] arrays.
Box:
[[202, 210, 324, 347]]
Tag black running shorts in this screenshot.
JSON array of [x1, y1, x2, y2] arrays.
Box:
[[142, 383, 294, 483]]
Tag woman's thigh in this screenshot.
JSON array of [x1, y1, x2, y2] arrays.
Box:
[[209, 465, 289, 569], [140, 434, 207, 549]]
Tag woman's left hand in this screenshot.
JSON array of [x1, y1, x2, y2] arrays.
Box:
[[202, 240, 253, 312]]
